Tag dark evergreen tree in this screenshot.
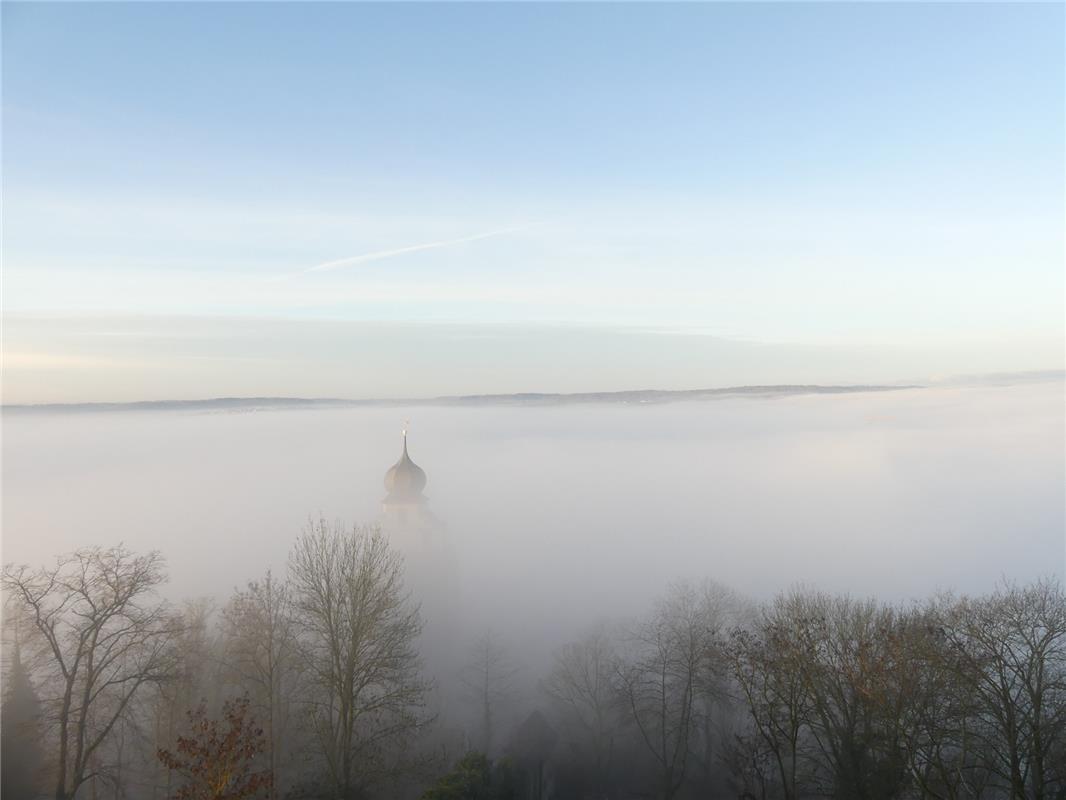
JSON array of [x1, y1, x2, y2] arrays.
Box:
[[420, 753, 519, 800], [2, 642, 45, 800]]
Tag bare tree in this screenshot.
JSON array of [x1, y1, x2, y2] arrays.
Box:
[[782, 591, 915, 800], [220, 572, 298, 800], [877, 599, 993, 800], [2, 545, 179, 800], [543, 624, 621, 794], [461, 630, 519, 757], [288, 519, 429, 798], [616, 582, 729, 800], [152, 600, 221, 799], [938, 578, 1066, 800], [728, 594, 815, 800]]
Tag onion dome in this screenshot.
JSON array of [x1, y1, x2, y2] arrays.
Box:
[[384, 433, 426, 502]]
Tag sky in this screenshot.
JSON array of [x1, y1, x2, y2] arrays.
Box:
[[3, 2, 1063, 403]]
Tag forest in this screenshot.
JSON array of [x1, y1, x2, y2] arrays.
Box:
[[3, 520, 1064, 800]]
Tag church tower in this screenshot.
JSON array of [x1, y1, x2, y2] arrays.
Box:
[[382, 428, 437, 541], [379, 426, 463, 741]]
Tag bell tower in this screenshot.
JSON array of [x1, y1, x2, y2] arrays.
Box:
[[382, 426, 436, 539], [379, 424, 461, 731]]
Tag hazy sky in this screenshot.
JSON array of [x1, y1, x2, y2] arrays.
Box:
[[3, 3, 1063, 403]]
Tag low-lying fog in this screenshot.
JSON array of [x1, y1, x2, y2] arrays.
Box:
[[3, 381, 1063, 649]]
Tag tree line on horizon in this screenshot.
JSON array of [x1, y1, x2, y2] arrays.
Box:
[[2, 522, 1065, 800]]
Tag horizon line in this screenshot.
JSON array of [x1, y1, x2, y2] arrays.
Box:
[[0, 382, 933, 414], [6, 369, 1065, 412]]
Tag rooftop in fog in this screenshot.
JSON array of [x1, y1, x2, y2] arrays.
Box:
[[383, 431, 427, 504]]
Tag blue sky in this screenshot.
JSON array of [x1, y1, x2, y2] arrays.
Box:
[[3, 2, 1063, 402]]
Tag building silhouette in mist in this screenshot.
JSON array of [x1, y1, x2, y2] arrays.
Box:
[[382, 428, 439, 538], [380, 428, 469, 739], [380, 428, 453, 622]]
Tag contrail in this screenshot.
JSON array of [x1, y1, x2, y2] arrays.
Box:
[[303, 224, 534, 274]]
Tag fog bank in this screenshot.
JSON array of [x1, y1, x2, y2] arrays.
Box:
[[3, 381, 1062, 643]]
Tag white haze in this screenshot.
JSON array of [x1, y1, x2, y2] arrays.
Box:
[[2, 381, 1063, 655]]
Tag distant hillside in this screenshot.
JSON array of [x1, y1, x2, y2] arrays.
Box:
[[434, 384, 917, 406], [3, 384, 918, 414]]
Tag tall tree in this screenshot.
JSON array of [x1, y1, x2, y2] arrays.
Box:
[[220, 572, 298, 800], [155, 600, 221, 799], [939, 579, 1066, 799], [616, 582, 729, 800], [783, 592, 912, 800], [2, 638, 45, 800], [288, 519, 429, 798], [3, 545, 179, 800], [882, 600, 990, 800], [542, 624, 621, 794], [461, 631, 519, 757], [728, 595, 815, 800]]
